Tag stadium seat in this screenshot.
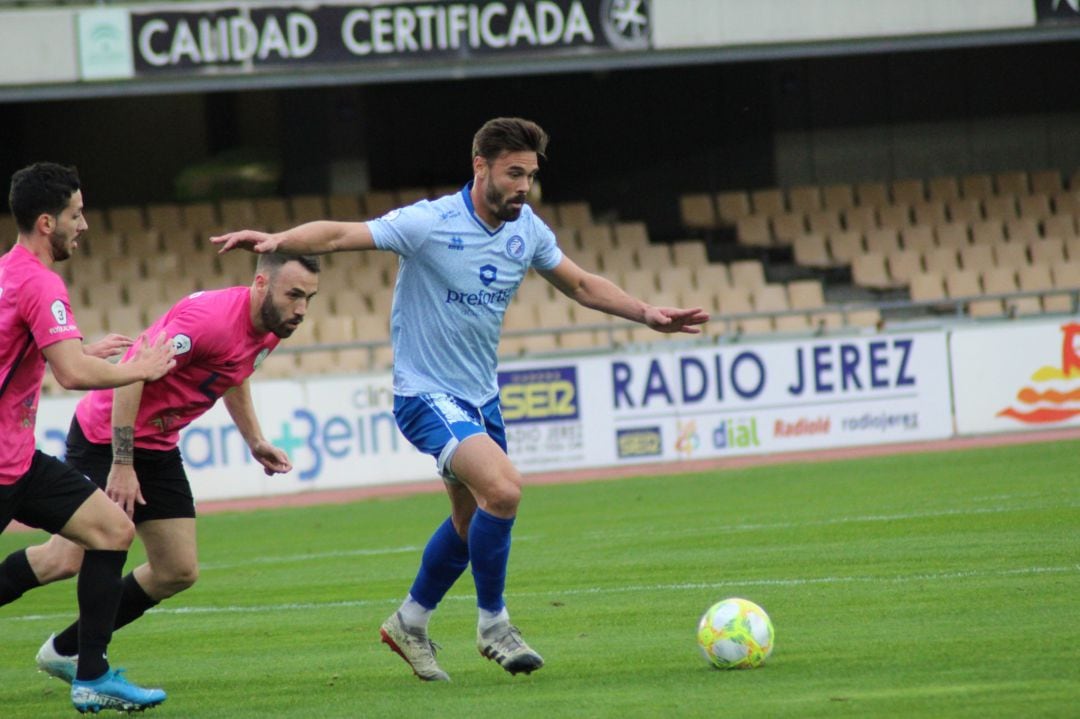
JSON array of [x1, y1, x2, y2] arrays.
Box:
[[851, 252, 894, 290], [822, 183, 855, 211], [104, 306, 146, 336], [1018, 194, 1052, 221], [108, 256, 144, 282], [556, 201, 592, 229], [887, 249, 923, 286], [735, 215, 772, 247], [671, 240, 708, 267], [636, 244, 673, 270], [847, 308, 883, 328], [843, 205, 877, 234], [909, 271, 946, 304], [614, 222, 649, 251], [82, 281, 124, 309], [770, 211, 805, 246], [947, 198, 983, 224], [993, 242, 1029, 269], [923, 247, 961, 275], [970, 220, 1005, 246], [960, 173, 994, 200], [125, 278, 165, 305], [252, 198, 292, 229], [1029, 237, 1067, 266], [364, 191, 398, 219], [864, 227, 902, 255], [901, 225, 935, 253], [729, 260, 766, 289], [787, 185, 822, 213], [679, 193, 717, 229], [327, 194, 363, 220], [1030, 170, 1062, 195], [945, 268, 1000, 316], [1019, 263, 1070, 313], [288, 195, 327, 224], [984, 195, 1019, 221], [716, 191, 752, 224], [396, 187, 429, 205], [934, 222, 969, 249], [855, 182, 889, 208], [995, 171, 1029, 196], [807, 209, 842, 236], [1052, 191, 1080, 216], [877, 203, 912, 229], [579, 224, 616, 254], [927, 176, 960, 202], [793, 233, 834, 268], [107, 206, 146, 234], [827, 231, 864, 265], [750, 188, 785, 216], [959, 244, 995, 273], [1051, 260, 1080, 290], [1005, 218, 1039, 244], [695, 264, 732, 291], [657, 266, 694, 294], [679, 288, 717, 313], [182, 202, 219, 231], [890, 178, 926, 205], [1043, 214, 1078, 239], [1066, 237, 1080, 261], [621, 269, 657, 298], [913, 200, 949, 227]]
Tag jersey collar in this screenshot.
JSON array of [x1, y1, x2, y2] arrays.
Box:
[[462, 182, 504, 237]]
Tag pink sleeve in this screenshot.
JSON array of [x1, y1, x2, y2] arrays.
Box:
[[21, 272, 82, 349], [154, 301, 214, 370]]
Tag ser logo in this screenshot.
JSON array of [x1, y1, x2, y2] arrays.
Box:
[[616, 426, 662, 459], [498, 366, 579, 424]]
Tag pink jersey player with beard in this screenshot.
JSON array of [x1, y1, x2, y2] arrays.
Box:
[[0, 245, 84, 484], [75, 286, 280, 451]]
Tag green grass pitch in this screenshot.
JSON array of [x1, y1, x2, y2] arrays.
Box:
[[2, 439, 1077, 718]]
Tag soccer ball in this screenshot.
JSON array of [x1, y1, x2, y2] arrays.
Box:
[[696, 597, 774, 669]]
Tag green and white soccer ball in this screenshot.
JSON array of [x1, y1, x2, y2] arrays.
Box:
[[696, 597, 775, 669]]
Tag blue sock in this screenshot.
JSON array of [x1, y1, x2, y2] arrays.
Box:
[[408, 517, 470, 609], [469, 509, 515, 613]]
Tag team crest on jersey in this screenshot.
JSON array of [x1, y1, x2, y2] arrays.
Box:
[[254, 348, 269, 369], [505, 235, 526, 259], [479, 264, 497, 286], [172, 334, 192, 355], [50, 299, 68, 325]]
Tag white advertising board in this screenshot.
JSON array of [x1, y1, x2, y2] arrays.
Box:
[[951, 319, 1080, 435], [33, 329, 953, 502]]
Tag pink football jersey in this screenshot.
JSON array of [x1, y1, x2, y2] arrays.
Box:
[[75, 286, 280, 451], [0, 245, 83, 484]]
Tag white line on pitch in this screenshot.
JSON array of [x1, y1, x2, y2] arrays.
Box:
[[3, 565, 1074, 624]]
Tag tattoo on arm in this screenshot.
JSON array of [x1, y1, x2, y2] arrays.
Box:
[[113, 426, 135, 465]]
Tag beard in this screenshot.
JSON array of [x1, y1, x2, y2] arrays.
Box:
[[485, 182, 526, 222], [49, 227, 74, 262], [260, 297, 301, 338]]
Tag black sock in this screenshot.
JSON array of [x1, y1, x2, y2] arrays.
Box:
[[74, 550, 126, 681], [54, 572, 159, 658], [113, 572, 159, 631], [0, 549, 41, 607]]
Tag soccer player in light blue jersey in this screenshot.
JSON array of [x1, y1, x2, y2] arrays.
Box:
[[213, 117, 709, 681]]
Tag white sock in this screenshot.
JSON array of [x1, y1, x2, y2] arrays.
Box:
[[478, 606, 510, 632], [398, 595, 433, 632]]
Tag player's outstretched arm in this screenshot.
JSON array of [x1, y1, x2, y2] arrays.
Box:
[[540, 256, 710, 334], [43, 331, 176, 390], [211, 221, 376, 256], [223, 379, 293, 476]]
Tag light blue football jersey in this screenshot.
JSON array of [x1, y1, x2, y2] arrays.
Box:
[[368, 184, 564, 405]]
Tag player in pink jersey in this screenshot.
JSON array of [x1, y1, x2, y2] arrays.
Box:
[[0, 162, 175, 713], [13, 252, 319, 691]]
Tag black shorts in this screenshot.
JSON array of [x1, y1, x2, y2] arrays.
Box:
[[66, 417, 196, 524], [0, 451, 98, 535]]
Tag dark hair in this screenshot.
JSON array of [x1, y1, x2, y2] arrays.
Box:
[[471, 117, 549, 163], [256, 252, 321, 276], [8, 163, 81, 234]]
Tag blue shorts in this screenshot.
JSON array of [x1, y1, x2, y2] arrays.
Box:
[[394, 393, 507, 481]]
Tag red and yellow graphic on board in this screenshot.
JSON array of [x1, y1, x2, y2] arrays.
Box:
[[997, 323, 1080, 424]]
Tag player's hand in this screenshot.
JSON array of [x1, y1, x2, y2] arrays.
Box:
[[106, 463, 146, 519], [644, 306, 710, 334], [84, 333, 134, 359], [251, 439, 293, 476], [125, 331, 176, 382], [210, 230, 280, 254]]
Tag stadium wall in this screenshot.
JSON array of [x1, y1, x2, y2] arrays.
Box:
[[30, 318, 1078, 502]]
